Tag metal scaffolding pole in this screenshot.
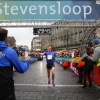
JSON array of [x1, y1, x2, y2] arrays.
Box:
[[67, 29, 69, 50]]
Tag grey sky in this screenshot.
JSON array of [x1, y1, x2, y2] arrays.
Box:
[[5, 28, 34, 49]]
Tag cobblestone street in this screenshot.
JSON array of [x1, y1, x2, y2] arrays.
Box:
[[14, 59, 100, 100]]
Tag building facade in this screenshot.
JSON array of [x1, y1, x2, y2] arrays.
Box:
[[31, 37, 41, 51], [95, 28, 100, 38], [38, 27, 100, 51], [31, 20, 100, 51], [38, 27, 84, 51]]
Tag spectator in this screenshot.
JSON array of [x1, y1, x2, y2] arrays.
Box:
[[0, 28, 30, 100], [88, 38, 100, 63], [82, 47, 94, 88]]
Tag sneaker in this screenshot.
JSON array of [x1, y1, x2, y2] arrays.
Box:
[[48, 80, 50, 84], [52, 82, 55, 87]]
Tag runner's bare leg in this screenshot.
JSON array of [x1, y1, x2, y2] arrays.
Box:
[[47, 69, 50, 81], [52, 66, 55, 83]]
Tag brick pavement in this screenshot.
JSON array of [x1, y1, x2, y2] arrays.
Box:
[[14, 59, 100, 100]]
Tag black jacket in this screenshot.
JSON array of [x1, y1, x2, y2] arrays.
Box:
[[83, 56, 94, 68]]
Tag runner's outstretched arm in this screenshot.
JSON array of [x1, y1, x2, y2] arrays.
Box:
[[35, 50, 44, 56], [56, 49, 67, 54]]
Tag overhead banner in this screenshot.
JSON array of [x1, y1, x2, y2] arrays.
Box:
[[0, 0, 99, 20]]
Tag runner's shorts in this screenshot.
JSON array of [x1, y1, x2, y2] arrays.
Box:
[[46, 64, 55, 69]]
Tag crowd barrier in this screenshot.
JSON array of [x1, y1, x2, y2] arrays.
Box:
[[56, 56, 100, 86], [13, 56, 39, 72], [55, 56, 73, 62], [70, 63, 100, 86], [70, 62, 78, 75], [90, 66, 100, 85], [19, 56, 41, 63], [30, 57, 38, 63]]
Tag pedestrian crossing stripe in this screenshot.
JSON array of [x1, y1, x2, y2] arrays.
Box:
[[14, 84, 82, 87]]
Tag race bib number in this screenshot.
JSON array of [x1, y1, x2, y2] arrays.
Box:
[[47, 55, 52, 60]]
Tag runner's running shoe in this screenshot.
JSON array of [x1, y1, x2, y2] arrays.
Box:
[[48, 80, 50, 84], [52, 82, 55, 87]]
